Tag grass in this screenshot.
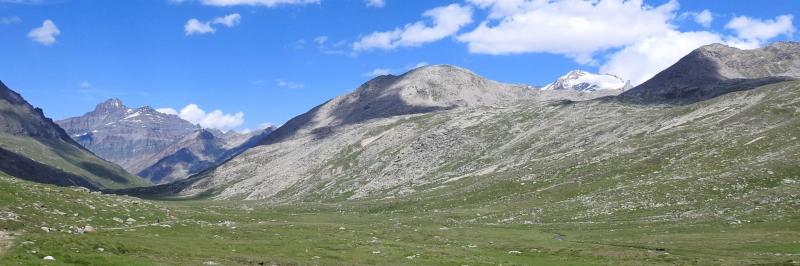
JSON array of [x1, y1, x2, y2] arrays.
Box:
[[1, 82, 800, 265], [1, 172, 799, 265]]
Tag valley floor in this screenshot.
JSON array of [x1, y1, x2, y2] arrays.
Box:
[[0, 173, 798, 265]]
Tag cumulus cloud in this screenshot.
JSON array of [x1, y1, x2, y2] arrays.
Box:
[[600, 31, 725, 85], [199, 0, 318, 7], [353, 4, 472, 51], [365, 0, 384, 8], [212, 13, 241, 27], [28, 19, 60, 45], [185, 13, 241, 35], [157, 104, 244, 131], [725, 14, 795, 41], [185, 19, 215, 35], [600, 13, 796, 85], [458, 0, 678, 63], [694, 9, 713, 28]]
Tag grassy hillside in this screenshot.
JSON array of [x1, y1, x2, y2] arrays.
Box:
[[2, 82, 799, 265], [1, 171, 798, 265], [0, 83, 147, 190], [0, 135, 149, 189]]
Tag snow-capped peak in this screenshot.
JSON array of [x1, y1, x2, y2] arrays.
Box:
[[542, 70, 632, 92]]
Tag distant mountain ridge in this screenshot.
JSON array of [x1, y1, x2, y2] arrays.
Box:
[[57, 99, 274, 184], [57, 99, 201, 171], [0, 81, 147, 189], [623, 42, 800, 102], [116, 42, 800, 204]]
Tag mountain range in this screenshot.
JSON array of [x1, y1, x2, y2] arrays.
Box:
[[0, 41, 798, 265], [0, 82, 146, 190], [56, 99, 274, 184], [127, 42, 799, 210]]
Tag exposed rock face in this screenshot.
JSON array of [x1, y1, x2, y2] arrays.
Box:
[[264, 65, 536, 144], [0, 81, 146, 189], [57, 99, 200, 171], [623, 42, 800, 103], [58, 99, 274, 184], [542, 70, 632, 92]]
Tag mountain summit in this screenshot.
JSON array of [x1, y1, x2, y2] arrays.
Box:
[[58, 99, 274, 184], [57, 99, 200, 171], [265, 64, 535, 143], [542, 70, 631, 92], [623, 41, 800, 102]]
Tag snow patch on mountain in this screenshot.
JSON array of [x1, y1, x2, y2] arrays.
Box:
[[542, 70, 631, 92]]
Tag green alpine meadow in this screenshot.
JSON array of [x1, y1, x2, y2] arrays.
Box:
[[1, 1, 799, 265]]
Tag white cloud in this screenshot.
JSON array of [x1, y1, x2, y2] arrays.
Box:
[[0, 16, 21, 25], [725, 14, 795, 41], [28, 19, 60, 45], [258, 122, 275, 129], [458, 0, 678, 63], [79, 81, 91, 89], [156, 108, 179, 115], [694, 9, 713, 28], [213, 13, 241, 27], [277, 80, 304, 89], [600, 31, 725, 85], [199, 0, 319, 7], [353, 4, 473, 51], [365, 0, 384, 8], [184, 19, 215, 35], [185, 13, 241, 36], [168, 104, 245, 131]]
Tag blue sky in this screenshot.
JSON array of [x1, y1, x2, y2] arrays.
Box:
[[0, 0, 797, 132]]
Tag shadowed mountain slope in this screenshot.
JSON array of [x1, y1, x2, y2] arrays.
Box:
[[0, 81, 147, 189]]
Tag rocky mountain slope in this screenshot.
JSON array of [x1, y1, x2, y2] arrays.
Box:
[[124, 45, 799, 231], [135, 127, 274, 184], [623, 42, 800, 103], [542, 70, 632, 92], [57, 99, 200, 172], [0, 81, 147, 189], [57, 99, 274, 184]]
